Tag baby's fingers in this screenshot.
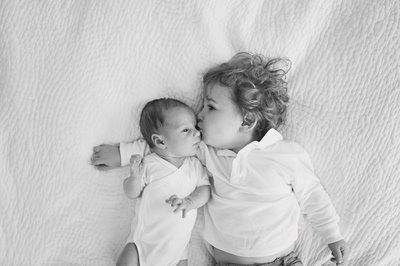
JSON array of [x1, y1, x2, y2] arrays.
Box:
[[166, 195, 181, 206], [130, 155, 142, 165], [172, 203, 187, 218]]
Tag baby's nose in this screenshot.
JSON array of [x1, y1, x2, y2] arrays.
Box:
[[194, 128, 200, 137]]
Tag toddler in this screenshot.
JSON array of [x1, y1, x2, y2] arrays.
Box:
[[112, 98, 211, 266], [92, 53, 347, 266]]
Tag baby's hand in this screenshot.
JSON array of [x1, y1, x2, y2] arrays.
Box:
[[91, 144, 121, 170], [129, 155, 143, 178], [166, 195, 194, 218], [328, 239, 347, 265]]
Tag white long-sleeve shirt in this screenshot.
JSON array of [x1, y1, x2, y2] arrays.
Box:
[[120, 129, 343, 257]]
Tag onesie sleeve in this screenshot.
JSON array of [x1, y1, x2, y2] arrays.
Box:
[[120, 138, 151, 166], [289, 146, 343, 244], [193, 158, 210, 187]]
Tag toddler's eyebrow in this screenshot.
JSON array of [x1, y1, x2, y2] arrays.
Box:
[[206, 96, 217, 104]]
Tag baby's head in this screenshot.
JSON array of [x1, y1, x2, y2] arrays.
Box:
[[140, 98, 201, 157], [198, 52, 290, 151]]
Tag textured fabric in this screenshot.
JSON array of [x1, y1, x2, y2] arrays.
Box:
[[1, 1, 399, 265]]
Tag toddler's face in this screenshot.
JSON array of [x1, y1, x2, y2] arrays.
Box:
[[159, 107, 201, 157], [197, 84, 245, 151]]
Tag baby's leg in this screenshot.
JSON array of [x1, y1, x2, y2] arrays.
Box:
[[176, 259, 188, 266], [116, 242, 139, 266]]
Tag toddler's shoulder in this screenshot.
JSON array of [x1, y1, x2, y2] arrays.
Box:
[[255, 139, 308, 157], [278, 140, 308, 154], [249, 140, 312, 170]]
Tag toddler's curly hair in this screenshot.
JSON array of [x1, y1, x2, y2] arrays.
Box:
[[203, 52, 291, 141]]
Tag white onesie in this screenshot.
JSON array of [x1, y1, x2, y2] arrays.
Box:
[[128, 153, 210, 266]]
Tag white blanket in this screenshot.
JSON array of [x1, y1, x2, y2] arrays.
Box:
[[1, 1, 399, 265]]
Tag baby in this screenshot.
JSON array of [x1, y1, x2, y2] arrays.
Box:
[[114, 98, 211, 266]]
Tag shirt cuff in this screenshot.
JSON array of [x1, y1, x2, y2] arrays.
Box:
[[318, 222, 344, 244], [120, 142, 136, 166], [119, 139, 151, 166]]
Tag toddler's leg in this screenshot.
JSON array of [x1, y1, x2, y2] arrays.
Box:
[[176, 259, 188, 266], [116, 242, 139, 266]]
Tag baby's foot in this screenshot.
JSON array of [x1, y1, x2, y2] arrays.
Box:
[[129, 155, 143, 178]]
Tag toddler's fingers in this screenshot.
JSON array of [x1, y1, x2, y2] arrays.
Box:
[[341, 247, 347, 261], [93, 146, 101, 152], [92, 155, 106, 165], [331, 252, 344, 265], [330, 258, 343, 265]]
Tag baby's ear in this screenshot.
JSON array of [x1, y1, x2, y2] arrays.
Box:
[[151, 134, 166, 149]]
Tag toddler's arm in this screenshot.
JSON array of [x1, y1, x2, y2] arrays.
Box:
[[123, 155, 144, 199], [166, 185, 211, 218], [289, 147, 347, 264], [91, 139, 151, 170]]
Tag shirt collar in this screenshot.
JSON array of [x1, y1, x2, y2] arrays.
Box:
[[257, 128, 283, 149], [215, 128, 283, 157]]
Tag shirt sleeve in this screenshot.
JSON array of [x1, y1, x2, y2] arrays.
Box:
[[119, 138, 151, 166], [193, 158, 211, 187], [289, 146, 343, 244]]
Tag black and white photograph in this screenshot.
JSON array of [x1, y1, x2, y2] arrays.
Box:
[[0, 1, 399, 265]]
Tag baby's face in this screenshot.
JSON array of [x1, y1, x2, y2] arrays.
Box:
[[159, 106, 201, 157]]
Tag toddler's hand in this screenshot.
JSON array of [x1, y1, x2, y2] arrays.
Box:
[[91, 144, 121, 170], [166, 195, 194, 218], [328, 239, 347, 265]]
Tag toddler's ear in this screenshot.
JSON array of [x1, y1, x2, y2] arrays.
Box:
[[240, 114, 258, 133], [151, 134, 166, 149]]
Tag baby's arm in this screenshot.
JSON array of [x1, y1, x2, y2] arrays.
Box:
[[166, 160, 211, 218], [123, 155, 144, 199], [166, 185, 210, 218], [91, 139, 150, 170]]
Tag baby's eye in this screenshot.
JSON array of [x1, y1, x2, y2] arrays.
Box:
[[208, 104, 215, 110], [182, 128, 190, 133]]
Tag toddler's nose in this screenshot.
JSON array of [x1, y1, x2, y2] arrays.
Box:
[[197, 108, 204, 121]]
